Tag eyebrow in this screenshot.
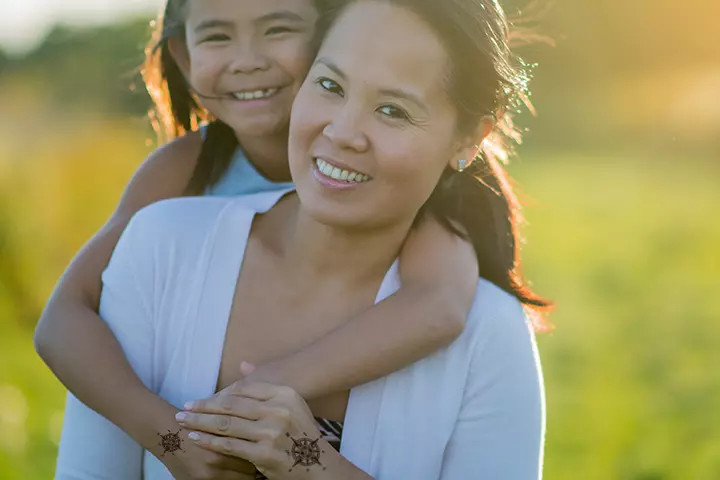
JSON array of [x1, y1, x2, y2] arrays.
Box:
[[315, 57, 428, 114], [194, 11, 306, 33], [194, 19, 233, 33], [255, 11, 307, 24]]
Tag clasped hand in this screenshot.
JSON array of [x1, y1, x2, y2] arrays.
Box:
[[175, 363, 333, 480]]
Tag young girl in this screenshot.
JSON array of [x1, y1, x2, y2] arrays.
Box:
[[36, 0, 490, 477]]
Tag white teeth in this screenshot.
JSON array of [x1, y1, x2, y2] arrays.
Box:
[[232, 88, 278, 101], [315, 158, 369, 184]]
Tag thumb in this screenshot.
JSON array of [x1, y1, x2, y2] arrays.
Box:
[[240, 361, 256, 376]]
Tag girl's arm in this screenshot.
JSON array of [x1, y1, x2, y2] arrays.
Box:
[[56, 203, 257, 478], [235, 215, 479, 399], [34, 132, 203, 452]]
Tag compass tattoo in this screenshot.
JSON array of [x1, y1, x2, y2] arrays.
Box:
[[284, 431, 327, 473], [157, 429, 185, 457]]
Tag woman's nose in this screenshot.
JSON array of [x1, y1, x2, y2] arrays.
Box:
[[322, 110, 369, 152]]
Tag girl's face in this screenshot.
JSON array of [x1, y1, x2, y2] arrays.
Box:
[[289, 1, 469, 230], [173, 0, 318, 138]]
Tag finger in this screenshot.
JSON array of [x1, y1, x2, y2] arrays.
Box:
[[176, 411, 265, 441], [230, 381, 291, 401], [188, 431, 269, 465], [184, 394, 265, 418]]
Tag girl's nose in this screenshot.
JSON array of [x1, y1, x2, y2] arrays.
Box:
[[228, 43, 271, 74]]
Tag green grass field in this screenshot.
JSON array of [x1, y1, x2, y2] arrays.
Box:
[[0, 126, 718, 478]]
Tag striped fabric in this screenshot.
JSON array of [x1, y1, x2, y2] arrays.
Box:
[[255, 416, 344, 479]]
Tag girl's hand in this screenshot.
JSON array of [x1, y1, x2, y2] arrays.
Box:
[[176, 378, 335, 480], [161, 430, 258, 480]]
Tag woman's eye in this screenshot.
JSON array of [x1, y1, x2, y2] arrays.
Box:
[[378, 105, 410, 121], [316, 77, 344, 96]]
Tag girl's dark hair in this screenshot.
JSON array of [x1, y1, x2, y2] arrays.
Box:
[[141, 0, 334, 195], [318, 0, 554, 330], [142, 0, 239, 195]]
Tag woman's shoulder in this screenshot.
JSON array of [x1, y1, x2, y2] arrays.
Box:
[[469, 279, 527, 328], [464, 278, 538, 361], [127, 189, 293, 246], [129, 196, 243, 241]]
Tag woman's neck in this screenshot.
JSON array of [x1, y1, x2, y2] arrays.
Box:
[[265, 195, 412, 289], [236, 129, 292, 183]]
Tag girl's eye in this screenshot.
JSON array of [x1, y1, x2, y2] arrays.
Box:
[[200, 33, 230, 43], [315, 77, 344, 96], [378, 104, 411, 121], [266, 26, 295, 35]]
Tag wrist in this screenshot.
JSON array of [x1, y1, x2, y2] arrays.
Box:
[[122, 386, 182, 456], [313, 441, 370, 480]]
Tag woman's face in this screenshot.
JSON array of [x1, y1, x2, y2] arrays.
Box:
[[289, 0, 465, 230], [176, 0, 318, 138]]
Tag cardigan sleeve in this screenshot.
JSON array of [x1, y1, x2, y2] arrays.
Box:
[[55, 209, 158, 479], [439, 290, 546, 480]]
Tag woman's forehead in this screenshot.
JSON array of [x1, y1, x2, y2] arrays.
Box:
[[318, 2, 449, 98]]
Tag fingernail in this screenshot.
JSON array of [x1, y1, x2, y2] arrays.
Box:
[[188, 432, 201, 441], [183, 401, 195, 410], [175, 412, 187, 422]]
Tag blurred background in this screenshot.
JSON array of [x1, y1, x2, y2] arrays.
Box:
[[0, 0, 718, 478]]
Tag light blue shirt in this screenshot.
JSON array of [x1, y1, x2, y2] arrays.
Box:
[[199, 126, 294, 197]]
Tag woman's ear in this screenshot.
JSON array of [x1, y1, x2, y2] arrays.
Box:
[[168, 36, 191, 80], [450, 116, 495, 171]]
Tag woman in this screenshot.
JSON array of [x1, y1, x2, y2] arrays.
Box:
[[56, 0, 547, 478]]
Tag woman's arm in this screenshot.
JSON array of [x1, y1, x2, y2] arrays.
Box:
[[440, 293, 545, 479], [239, 216, 479, 400], [35, 132, 203, 451]]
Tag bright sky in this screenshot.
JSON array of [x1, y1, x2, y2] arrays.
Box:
[[0, 0, 163, 54]]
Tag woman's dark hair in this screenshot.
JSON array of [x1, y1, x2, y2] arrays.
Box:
[[318, 0, 554, 330]]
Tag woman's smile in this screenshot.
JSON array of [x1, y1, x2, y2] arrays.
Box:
[[312, 156, 372, 190]]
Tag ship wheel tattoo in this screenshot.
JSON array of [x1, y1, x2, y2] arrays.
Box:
[[284, 431, 327, 473], [157, 429, 185, 457]]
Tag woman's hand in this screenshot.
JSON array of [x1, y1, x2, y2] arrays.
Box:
[[176, 379, 336, 480]]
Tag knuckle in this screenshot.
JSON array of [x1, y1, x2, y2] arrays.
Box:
[[259, 427, 278, 442], [220, 395, 234, 412], [230, 381, 245, 395], [275, 407, 291, 421], [280, 386, 296, 398], [215, 415, 231, 431], [221, 437, 234, 454]]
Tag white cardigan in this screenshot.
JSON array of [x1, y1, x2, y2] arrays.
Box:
[[56, 189, 545, 479]]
